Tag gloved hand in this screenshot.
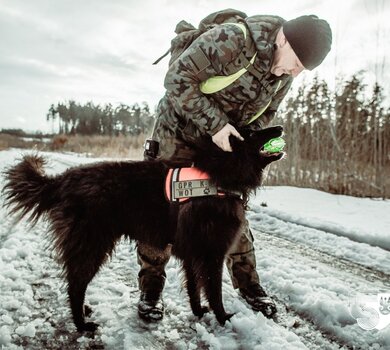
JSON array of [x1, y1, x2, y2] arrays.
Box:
[[211, 123, 244, 152]]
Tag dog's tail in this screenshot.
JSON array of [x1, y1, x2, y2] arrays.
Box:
[[2, 154, 58, 224]]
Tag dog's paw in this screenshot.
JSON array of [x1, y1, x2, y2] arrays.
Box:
[[216, 312, 235, 325], [193, 306, 209, 318], [77, 321, 99, 332], [84, 305, 93, 317]]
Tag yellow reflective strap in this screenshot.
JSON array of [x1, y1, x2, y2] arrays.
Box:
[[199, 22, 252, 95], [246, 101, 272, 125], [200, 53, 256, 94], [224, 22, 247, 39], [246, 80, 282, 124]]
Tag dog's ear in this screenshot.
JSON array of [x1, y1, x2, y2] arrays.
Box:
[[236, 128, 253, 141], [228, 127, 259, 153], [229, 134, 246, 153]]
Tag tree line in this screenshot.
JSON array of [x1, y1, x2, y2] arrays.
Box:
[[268, 73, 389, 199], [45, 73, 389, 198], [46, 101, 154, 136]]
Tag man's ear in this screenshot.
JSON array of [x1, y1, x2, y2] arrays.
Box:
[[277, 28, 288, 48], [279, 36, 288, 48]]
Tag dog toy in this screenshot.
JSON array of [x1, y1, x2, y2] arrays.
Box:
[[263, 137, 285, 153]]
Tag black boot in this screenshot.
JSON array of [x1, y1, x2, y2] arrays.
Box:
[[239, 284, 277, 317], [137, 272, 166, 322], [138, 290, 165, 322]]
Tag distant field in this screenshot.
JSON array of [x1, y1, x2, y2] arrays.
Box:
[[0, 133, 144, 160], [1, 132, 388, 198]]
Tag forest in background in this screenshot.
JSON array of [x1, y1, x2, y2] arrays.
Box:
[[46, 101, 154, 136], [1, 73, 389, 199], [269, 73, 389, 199]]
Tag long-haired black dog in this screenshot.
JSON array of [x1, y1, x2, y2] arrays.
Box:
[[2, 126, 284, 332]]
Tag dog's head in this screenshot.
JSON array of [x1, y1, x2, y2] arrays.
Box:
[[193, 126, 285, 192]]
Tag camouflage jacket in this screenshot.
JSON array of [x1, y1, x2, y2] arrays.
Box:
[[153, 15, 293, 147]]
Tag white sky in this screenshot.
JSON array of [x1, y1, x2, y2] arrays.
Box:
[[0, 0, 389, 132]]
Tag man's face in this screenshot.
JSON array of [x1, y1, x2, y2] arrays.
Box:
[[271, 35, 305, 78]]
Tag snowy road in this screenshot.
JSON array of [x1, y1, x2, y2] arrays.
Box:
[[0, 150, 389, 349], [252, 224, 390, 349]]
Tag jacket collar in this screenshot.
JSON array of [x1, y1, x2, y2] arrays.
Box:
[[245, 15, 286, 75]]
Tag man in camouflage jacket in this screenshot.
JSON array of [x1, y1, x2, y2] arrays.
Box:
[[137, 11, 332, 322]]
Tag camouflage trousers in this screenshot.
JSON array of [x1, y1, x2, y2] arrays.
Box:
[[137, 134, 260, 292]]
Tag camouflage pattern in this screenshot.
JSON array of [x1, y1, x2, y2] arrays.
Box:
[[225, 220, 260, 289], [154, 130, 196, 162], [167, 9, 248, 66], [137, 220, 259, 291], [137, 15, 294, 293], [137, 242, 171, 293], [151, 15, 293, 151]]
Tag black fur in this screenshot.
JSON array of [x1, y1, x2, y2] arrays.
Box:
[[2, 126, 284, 332]]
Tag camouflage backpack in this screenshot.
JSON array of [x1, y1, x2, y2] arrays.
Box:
[[153, 8, 265, 84]]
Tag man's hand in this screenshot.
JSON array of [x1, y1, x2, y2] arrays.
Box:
[[211, 123, 244, 152]]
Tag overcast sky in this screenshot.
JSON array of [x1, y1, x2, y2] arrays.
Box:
[[0, 0, 388, 132]]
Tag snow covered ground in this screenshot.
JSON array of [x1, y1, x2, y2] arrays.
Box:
[[0, 149, 389, 349]]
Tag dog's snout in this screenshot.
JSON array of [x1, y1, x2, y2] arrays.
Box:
[[274, 125, 283, 134]]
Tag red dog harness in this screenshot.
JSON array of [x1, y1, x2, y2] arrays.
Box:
[[165, 167, 236, 203]]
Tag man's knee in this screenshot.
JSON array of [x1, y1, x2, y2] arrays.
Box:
[[226, 248, 260, 289], [225, 220, 260, 289], [137, 242, 172, 292], [228, 219, 255, 255], [137, 242, 172, 268]]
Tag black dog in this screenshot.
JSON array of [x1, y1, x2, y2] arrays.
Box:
[[2, 126, 284, 332]]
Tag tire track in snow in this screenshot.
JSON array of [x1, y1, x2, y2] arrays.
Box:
[[253, 228, 389, 349], [248, 210, 390, 276], [258, 228, 390, 287]]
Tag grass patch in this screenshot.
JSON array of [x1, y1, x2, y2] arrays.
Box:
[[0, 133, 145, 160]]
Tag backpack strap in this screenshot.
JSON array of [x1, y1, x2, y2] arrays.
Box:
[[152, 48, 171, 65], [236, 52, 263, 81], [153, 21, 268, 94], [199, 52, 257, 94], [246, 80, 283, 124], [153, 20, 197, 65], [189, 48, 211, 80], [199, 23, 265, 94]]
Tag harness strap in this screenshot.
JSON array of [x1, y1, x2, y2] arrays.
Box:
[[169, 201, 180, 234], [165, 167, 242, 203]]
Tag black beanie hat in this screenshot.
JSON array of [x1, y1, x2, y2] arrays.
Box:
[[283, 15, 332, 70]]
